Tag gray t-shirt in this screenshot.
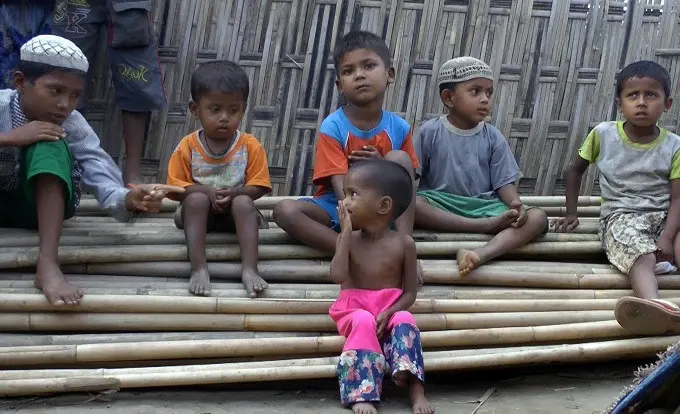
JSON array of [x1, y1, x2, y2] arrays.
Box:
[[579, 121, 680, 218], [414, 116, 522, 199]]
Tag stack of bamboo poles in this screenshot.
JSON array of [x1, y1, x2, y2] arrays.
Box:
[[1, 195, 679, 398]]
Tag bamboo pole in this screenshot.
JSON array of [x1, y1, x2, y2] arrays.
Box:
[[74, 196, 603, 214], [3, 286, 680, 301], [0, 335, 676, 397], [0, 294, 653, 314], [0, 230, 602, 248], [0, 320, 630, 366], [0, 331, 326, 347], [0, 242, 605, 268], [0, 310, 614, 332]]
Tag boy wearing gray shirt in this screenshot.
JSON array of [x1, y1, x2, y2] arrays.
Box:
[[556, 60, 680, 335], [414, 57, 548, 276]]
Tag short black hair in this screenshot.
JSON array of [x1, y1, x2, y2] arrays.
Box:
[[190, 60, 249, 103], [16, 60, 86, 83], [350, 159, 413, 220], [439, 82, 457, 95], [616, 60, 671, 98], [333, 31, 392, 75]]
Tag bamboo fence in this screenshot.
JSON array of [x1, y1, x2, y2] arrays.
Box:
[[84, 0, 680, 196]]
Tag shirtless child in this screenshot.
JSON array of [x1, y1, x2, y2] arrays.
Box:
[[329, 159, 433, 414], [167, 60, 272, 297]]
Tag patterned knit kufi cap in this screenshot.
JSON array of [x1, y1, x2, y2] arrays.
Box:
[[438, 56, 493, 86], [20, 35, 89, 73]]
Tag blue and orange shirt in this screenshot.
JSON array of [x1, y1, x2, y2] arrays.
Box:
[[312, 109, 420, 196]]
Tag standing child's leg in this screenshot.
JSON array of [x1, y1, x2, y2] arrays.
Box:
[[273, 197, 339, 253], [178, 192, 212, 296], [457, 208, 548, 275], [382, 311, 433, 414], [230, 195, 268, 297], [330, 301, 386, 414]]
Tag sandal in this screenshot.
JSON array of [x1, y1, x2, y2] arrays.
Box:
[[615, 296, 680, 335]]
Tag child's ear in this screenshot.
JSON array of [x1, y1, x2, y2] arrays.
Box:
[[665, 97, 673, 112], [440, 88, 455, 111], [378, 196, 392, 215], [615, 96, 622, 112], [12, 71, 27, 93], [387, 66, 396, 86], [188, 100, 199, 117], [335, 77, 344, 95]]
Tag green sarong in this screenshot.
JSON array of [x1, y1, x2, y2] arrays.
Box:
[[0, 140, 75, 229], [417, 190, 509, 218]]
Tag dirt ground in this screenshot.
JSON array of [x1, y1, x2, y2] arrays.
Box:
[[1, 362, 641, 414]]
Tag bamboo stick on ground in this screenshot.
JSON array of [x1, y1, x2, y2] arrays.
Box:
[[1, 294, 654, 314], [0, 310, 614, 332], [0, 230, 602, 248], [3, 286, 680, 300], [0, 320, 631, 366], [0, 331, 327, 347], [74, 196, 603, 214], [0, 242, 605, 268], [0, 335, 675, 397]]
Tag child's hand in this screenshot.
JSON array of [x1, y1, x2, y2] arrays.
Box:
[[215, 188, 233, 210], [206, 188, 226, 213], [375, 310, 393, 339], [338, 201, 353, 234], [5, 121, 66, 147], [125, 184, 185, 213], [509, 200, 527, 228], [349, 145, 382, 162], [656, 235, 675, 263], [552, 215, 580, 233]]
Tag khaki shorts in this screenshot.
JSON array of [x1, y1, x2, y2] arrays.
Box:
[[599, 211, 667, 274], [173, 204, 269, 232]]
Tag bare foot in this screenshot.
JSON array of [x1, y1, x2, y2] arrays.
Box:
[[457, 249, 481, 276], [242, 267, 268, 298], [34, 257, 83, 306], [410, 380, 434, 414], [352, 402, 377, 414], [484, 210, 518, 233], [416, 260, 424, 287], [189, 268, 211, 296]]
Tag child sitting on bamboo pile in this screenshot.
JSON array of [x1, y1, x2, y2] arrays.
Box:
[[329, 158, 433, 414], [272, 30, 425, 284], [554, 60, 680, 335], [166, 60, 272, 298], [413, 57, 548, 276], [0, 34, 183, 306]]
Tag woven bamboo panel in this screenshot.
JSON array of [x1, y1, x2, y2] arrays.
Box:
[[82, 0, 680, 196]]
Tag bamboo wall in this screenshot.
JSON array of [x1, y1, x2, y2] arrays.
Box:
[[83, 0, 680, 196]]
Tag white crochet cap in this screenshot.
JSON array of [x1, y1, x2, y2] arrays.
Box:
[[20, 35, 89, 73], [438, 56, 493, 86]]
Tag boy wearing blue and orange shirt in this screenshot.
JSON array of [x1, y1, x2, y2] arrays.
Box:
[[273, 31, 422, 280]]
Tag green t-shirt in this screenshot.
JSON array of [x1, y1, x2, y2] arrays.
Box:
[[578, 121, 680, 218]]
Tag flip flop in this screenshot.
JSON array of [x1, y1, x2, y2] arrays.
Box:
[[615, 296, 680, 335]]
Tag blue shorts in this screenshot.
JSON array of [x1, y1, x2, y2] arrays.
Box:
[[301, 193, 340, 232]]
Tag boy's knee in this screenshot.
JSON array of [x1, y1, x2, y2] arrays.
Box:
[[231, 194, 256, 214], [385, 150, 414, 176], [390, 310, 416, 326], [183, 192, 210, 211], [273, 199, 300, 224], [351, 310, 377, 331]]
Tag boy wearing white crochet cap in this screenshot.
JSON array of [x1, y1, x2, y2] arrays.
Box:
[[0, 34, 183, 306], [413, 57, 548, 275]]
